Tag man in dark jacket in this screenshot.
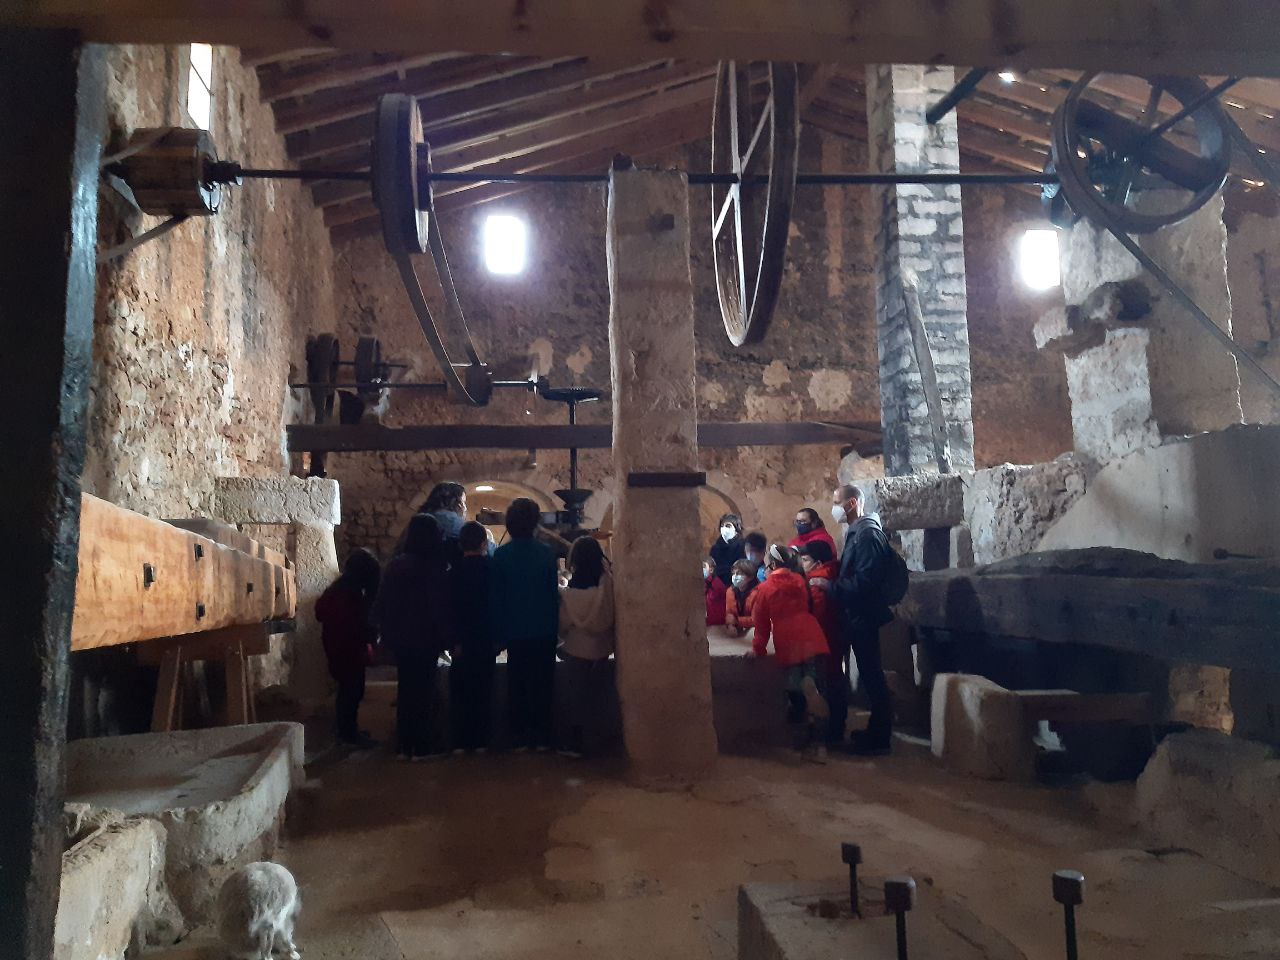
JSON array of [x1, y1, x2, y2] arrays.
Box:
[[828, 483, 894, 755]]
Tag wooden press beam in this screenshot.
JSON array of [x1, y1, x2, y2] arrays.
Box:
[[71, 494, 296, 651], [11, 1, 1280, 77], [287, 420, 883, 453]]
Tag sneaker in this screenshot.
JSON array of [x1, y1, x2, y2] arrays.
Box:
[[801, 676, 829, 720]]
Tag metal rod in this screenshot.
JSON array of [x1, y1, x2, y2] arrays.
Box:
[[420, 170, 1057, 186], [1063, 904, 1077, 960], [896, 911, 909, 960], [925, 68, 990, 125], [287, 381, 449, 390], [1139, 77, 1241, 145], [97, 214, 189, 264]]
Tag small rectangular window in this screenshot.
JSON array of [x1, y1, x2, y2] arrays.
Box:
[[484, 214, 528, 275], [187, 43, 213, 130], [1018, 228, 1061, 291]]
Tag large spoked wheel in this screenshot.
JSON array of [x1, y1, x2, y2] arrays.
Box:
[[711, 61, 800, 346], [1050, 74, 1230, 234]]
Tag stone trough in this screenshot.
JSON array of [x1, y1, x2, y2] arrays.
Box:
[[64, 721, 304, 926]]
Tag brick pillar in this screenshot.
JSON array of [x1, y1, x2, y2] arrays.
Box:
[[607, 165, 718, 780], [866, 65, 975, 477]]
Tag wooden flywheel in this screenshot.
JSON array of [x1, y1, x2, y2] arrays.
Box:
[[710, 61, 800, 346]]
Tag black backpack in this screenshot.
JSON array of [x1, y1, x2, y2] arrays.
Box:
[[880, 544, 910, 606]]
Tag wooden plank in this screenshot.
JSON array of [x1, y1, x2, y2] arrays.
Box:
[[286, 58, 649, 161], [71, 494, 296, 651], [14, 1, 1280, 77], [627, 471, 706, 488], [260, 51, 459, 102], [1015, 690, 1153, 724], [165, 517, 288, 568], [151, 648, 182, 732], [286, 420, 882, 452], [225, 641, 250, 725], [134, 620, 290, 665]]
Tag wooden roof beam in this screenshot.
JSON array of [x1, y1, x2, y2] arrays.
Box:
[[259, 51, 461, 102], [17, 1, 1280, 77], [285, 58, 669, 161]]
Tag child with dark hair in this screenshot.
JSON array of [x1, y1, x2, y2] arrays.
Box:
[[557, 536, 615, 758], [800, 540, 848, 745], [491, 498, 560, 750], [316, 547, 381, 747], [724, 558, 759, 635], [449, 520, 496, 753], [704, 556, 728, 627], [374, 513, 455, 760]]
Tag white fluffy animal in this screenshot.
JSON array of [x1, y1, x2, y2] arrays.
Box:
[[216, 861, 301, 960]]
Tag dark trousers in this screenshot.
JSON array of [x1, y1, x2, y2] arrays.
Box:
[[848, 622, 892, 746], [506, 636, 556, 749], [334, 669, 366, 741], [449, 651, 495, 750], [560, 653, 611, 755], [824, 640, 851, 743], [396, 654, 438, 757]]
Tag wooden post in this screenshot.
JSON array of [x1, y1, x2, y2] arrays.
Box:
[[0, 31, 105, 957]]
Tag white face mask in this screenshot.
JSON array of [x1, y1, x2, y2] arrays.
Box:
[[831, 503, 847, 525], [731, 574, 748, 588], [720, 525, 736, 542]]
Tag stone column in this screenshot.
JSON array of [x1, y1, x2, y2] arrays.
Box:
[[1036, 196, 1243, 464], [865, 65, 975, 477], [214, 476, 341, 706], [607, 164, 718, 780]]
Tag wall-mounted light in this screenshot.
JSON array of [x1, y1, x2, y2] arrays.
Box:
[[998, 71, 1017, 83], [474, 484, 495, 492]]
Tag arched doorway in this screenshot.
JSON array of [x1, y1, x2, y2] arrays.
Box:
[[467, 480, 556, 545]]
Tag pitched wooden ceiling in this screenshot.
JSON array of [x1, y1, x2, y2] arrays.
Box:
[[243, 49, 1280, 242]]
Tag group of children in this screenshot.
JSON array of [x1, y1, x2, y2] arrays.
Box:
[[703, 508, 847, 756], [316, 491, 616, 760]]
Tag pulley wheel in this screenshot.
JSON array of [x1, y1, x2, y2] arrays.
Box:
[[710, 61, 800, 346], [373, 93, 431, 255], [1050, 74, 1230, 234], [354, 336, 385, 403], [119, 127, 221, 216], [305, 333, 340, 423]]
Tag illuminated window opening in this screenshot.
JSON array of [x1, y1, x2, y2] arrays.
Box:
[[1018, 228, 1061, 291], [483, 214, 528, 275], [187, 43, 213, 130]]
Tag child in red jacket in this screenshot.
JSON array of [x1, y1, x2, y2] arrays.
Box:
[[749, 544, 830, 755], [316, 547, 381, 747], [704, 557, 728, 627]]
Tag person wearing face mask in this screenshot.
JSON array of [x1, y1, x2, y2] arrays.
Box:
[[704, 556, 728, 627], [798, 541, 848, 745], [724, 559, 759, 635], [787, 507, 837, 555], [709, 513, 746, 586], [744, 531, 768, 585], [827, 483, 895, 755]]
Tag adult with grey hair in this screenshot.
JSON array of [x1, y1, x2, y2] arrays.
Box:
[[828, 483, 895, 755]]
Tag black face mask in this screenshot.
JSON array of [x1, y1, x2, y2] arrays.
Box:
[[794, 520, 812, 535]]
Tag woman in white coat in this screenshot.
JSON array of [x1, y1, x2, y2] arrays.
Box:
[[558, 536, 615, 758]]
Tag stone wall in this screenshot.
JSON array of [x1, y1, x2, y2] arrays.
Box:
[[314, 126, 1067, 562], [85, 45, 337, 518], [1224, 183, 1280, 424]]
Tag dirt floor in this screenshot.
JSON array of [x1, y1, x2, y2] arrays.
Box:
[[278, 682, 1280, 960]]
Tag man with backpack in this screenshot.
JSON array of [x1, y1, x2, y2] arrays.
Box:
[[829, 483, 908, 755]]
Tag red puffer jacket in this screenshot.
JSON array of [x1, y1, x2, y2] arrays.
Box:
[[788, 526, 838, 556], [751, 569, 830, 666], [803, 560, 841, 653], [705, 575, 728, 626]]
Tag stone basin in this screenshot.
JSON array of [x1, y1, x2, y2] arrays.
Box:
[[65, 722, 304, 923]]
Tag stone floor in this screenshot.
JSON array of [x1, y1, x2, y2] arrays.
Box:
[[273, 684, 1280, 960]]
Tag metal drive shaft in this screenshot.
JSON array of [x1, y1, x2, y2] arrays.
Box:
[[884, 876, 917, 960], [841, 843, 863, 917]]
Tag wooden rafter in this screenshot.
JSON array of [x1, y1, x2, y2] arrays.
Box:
[[15, 1, 1280, 77], [259, 50, 460, 102]]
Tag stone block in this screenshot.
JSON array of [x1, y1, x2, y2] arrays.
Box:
[[930, 673, 1035, 780], [1136, 729, 1280, 886], [1065, 329, 1161, 463], [964, 458, 1088, 565], [56, 818, 181, 960], [873, 472, 963, 530], [214, 475, 341, 526]]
